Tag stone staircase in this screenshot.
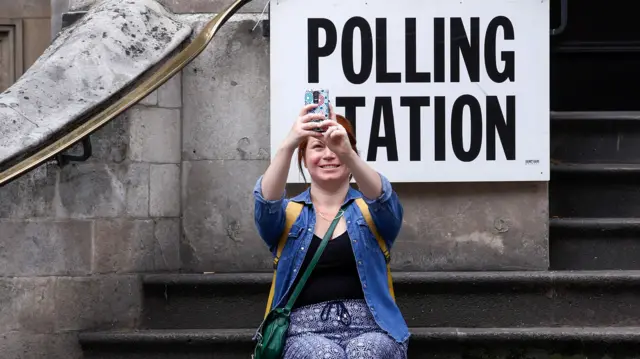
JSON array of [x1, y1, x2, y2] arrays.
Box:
[[78, 271, 640, 358], [78, 2, 640, 358], [547, 1, 640, 272]]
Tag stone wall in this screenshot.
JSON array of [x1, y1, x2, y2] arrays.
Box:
[[178, 13, 549, 273], [0, 0, 548, 356], [0, 55, 182, 357]]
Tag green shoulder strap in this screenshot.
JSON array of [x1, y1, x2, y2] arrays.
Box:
[[282, 206, 345, 311]]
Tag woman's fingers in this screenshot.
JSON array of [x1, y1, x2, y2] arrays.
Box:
[[301, 119, 329, 129], [299, 103, 318, 115], [300, 113, 326, 123], [302, 129, 324, 138]]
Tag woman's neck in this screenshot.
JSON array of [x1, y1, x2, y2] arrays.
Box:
[[310, 180, 350, 209]]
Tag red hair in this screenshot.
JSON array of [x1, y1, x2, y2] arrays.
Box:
[[297, 114, 358, 183]]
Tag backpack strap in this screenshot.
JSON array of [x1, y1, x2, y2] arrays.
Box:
[[264, 201, 304, 318], [355, 198, 396, 300]]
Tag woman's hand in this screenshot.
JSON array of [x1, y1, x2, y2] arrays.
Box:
[[323, 104, 353, 159], [282, 104, 327, 151]]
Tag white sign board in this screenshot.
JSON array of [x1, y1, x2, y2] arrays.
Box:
[[270, 0, 549, 183]]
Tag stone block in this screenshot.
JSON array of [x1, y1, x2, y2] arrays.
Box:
[[0, 163, 57, 218], [54, 275, 141, 331], [128, 106, 181, 163], [390, 182, 549, 270], [70, 0, 269, 13], [139, 90, 158, 106], [0, 220, 92, 276], [182, 17, 270, 161], [1, 0, 51, 18], [0, 277, 56, 333], [181, 160, 271, 272], [150, 164, 180, 217], [93, 218, 180, 273], [0, 332, 83, 359], [56, 162, 149, 218], [158, 70, 181, 108]]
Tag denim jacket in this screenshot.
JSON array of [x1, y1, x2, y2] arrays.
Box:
[[252, 172, 410, 343]]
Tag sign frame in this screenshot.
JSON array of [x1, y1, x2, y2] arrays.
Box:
[[269, 0, 550, 183]]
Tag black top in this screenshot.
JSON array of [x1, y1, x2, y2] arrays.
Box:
[[290, 231, 365, 309]]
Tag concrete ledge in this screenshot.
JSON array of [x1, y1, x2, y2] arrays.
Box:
[[78, 327, 640, 345], [79, 329, 252, 345], [143, 270, 640, 287], [553, 163, 640, 175], [551, 111, 640, 121], [551, 218, 640, 231]]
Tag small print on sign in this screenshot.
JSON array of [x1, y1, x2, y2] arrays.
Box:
[[270, 0, 549, 183]]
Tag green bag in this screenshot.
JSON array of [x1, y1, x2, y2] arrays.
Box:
[[252, 206, 346, 359]]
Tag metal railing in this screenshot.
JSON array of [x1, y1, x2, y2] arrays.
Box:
[[0, 0, 253, 186]]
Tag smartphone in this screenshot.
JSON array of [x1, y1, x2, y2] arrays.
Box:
[[304, 89, 330, 132]]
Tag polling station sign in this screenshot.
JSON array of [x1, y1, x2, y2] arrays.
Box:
[[270, 0, 549, 183]]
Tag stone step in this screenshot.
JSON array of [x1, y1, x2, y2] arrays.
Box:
[[140, 271, 640, 330], [550, 218, 640, 270], [78, 327, 640, 358], [549, 163, 640, 218], [548, 111, 640, 270], [551, 50, 640, 111], [551, 111, 640, 164]]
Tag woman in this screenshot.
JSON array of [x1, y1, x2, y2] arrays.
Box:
[[253, 102, 409, 359]]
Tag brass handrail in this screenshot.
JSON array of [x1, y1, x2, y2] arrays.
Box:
[[0, 0, 253, 186]]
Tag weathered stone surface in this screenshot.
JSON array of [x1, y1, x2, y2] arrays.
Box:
[[70, 0, 270, 13], [181, 158, 547, 272], [0, 163, 57, 218], [158, 70, 182, 108], [181, 160, 270, 272], [54, 275, 141, 331], [0, 220, 92, 276], [93, 218, 180, 273], [128, 106, 181, 163], [56, 162, 150, 218], [0, 332, 83, 359], [154, 218, 181, 269], [272, 181, 549, 271], [150, 164, 180, 217], [182, 16, 269, 161], [0, 0, 192, 167], [63, 112, 130, 163], [0, 278, 56, 333], [0, 161, 149, 219], [389, 182, 548, 270]]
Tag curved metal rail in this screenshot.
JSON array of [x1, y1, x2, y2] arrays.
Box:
[[0, 0, 253, 186]]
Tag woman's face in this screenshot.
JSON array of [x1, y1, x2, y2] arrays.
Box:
[[304, 137, 350, 184]]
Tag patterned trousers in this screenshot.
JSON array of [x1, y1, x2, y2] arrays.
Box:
[[282, 299, 408, 359]]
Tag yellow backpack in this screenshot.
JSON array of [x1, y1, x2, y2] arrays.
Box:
[[263, 198, 395, 318]]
